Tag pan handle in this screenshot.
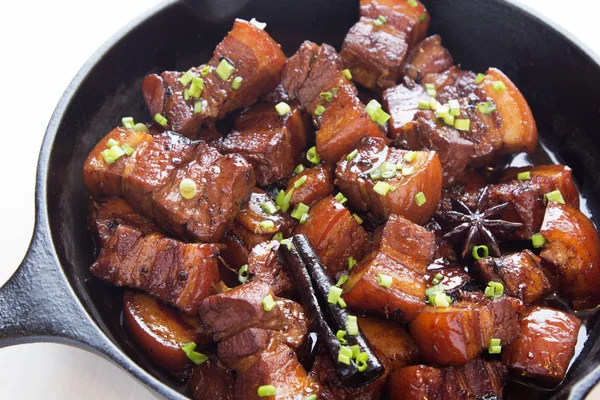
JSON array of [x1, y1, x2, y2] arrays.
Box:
[[0, 226, 108, 350]]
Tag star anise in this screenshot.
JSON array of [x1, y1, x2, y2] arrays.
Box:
[[437, 187, 522, 258]]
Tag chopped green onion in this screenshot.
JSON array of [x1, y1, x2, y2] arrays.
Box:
[[373, 15, 387, 26], [415, 192, 427, 206], [108, 144, 126, 161], [262, 294, 276, 311], [261, 201, 279, 215], [489, 339, 502, 354], [295, 164, 305, 174], [122, 117, 135, 129], [380, 161, 397, 179], [216, 58, 235, 81], [350, 345, 361, 359], [492, 81, 506, 92], [518, 171, 531, 181], [200, 65, 211, 76], [353, 213, 363, 225], [336, 330, 347, 344], [419, 13, 427, 23], [472, 245, 489, 260], [402, 166, 414, 176], [343, 69, 353, 80], [275, 189, 294, 212], [490, 338, 501, 347], [545, 190, 565, 204], [121, 144, 135, 156], [425, 83, 437, 98], [320, 91, 335, 102], [189, 77, 204, 98], [194, 100, 203, 114], [328, 286, 343, 305], [307, 146, 321, 164], [454, 119, 471, 132], [532, 233, 547, 249], [250, 18, 267, 30], [133, 123, 149, 133], [291, 202, 310, 221], [338, 297, 347, 308], [435, 104, 450, 119], [346, 315, 359, 336], [232, 76, 243, 90], [418, 99, 431, 110], [448, 99, 461, 116], [106, 138, 119, 148], [373, 181, 392, 196], [101, 149, 116, 164], [408, 0, 418, 7], [374, 109, 391, 126], [369, 167, 382, 180], [431, 292, 450, 308], [443, 114, 455, 126], [338, 346, 352, 365], [365, 99, 391, 126], [183, 89, 190, 101], [335, 192, 348, 205], [315, 105, 326, 116], [179, 178, 197, 199], [404, 151, 417, 163], [257, 385, 276, 397], [432, 273, 443, 285], [300, 213, 308, 224], [179, 71, 195, 86], [260, 220, 275, 230], [348, 256, 357, 270], [336, 275, 349, 287], [180, 342, 209, 365], [294, 175, 308, 188], [154, 113, 168, 127], [426, 284, 445, 297], [304, 396, 318, 400], [347, 149, 359, 161], [273, 232, 284, 242], [429, 97, 440, 110], [275, 102, 291, 116], [477, 101, 497, 115], [484, 281, 504, 298], [377, 273, 393, 288], [280, 238, 292, 251], [475, 73, 486, 84], [356, 352, 369, 372]]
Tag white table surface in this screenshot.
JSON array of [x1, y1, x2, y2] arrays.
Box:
[[1, 0, 599, 398]]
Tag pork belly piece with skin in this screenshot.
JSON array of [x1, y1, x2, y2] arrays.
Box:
[[540, 202, 600, 310], [232, 189, 295, 249], [88, 197, 162, 247], [387, 359, 508, 400], [293, 195, 370, 278], [90, 225, 220, 314], [403, 35, 453, 82], [340, 17, 409, 91], [286, 162, 335, 206], [83, 126, 153, 198], [422, 66, 478, 104], [217, 102, 310, 186], [409, 297, 519, 366], [335, 136, 442, 223], [188, 357, 236, 400], [359, 0, 430, 48], [247, 240, 293, 297], [343, 215, 435, 322], [122, 291, 211, 372], [473, 250, 552, 305], [282, 42, 388, 162], [142, 19, 286, 138], [502, 306, 582, 386], [382, 78, 429, 137]]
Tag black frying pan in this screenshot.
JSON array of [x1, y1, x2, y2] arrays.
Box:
[[1, 0, 600, 398]]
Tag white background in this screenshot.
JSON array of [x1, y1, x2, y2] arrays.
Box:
[[0, 0, 599, 398]]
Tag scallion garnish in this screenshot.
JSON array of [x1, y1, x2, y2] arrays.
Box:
[[180, 342, 208, 365], [294, 175, 308, 188], [488, 338, 502, 354], [261, 201, 279, 215], [472, 245, 489, 260], [380, 161, 397, 179], [179, 178, 197, 199], [352, 213, 363, 225], [231, 76, 243, 90], [432, 273, 443, 285], [328, 286, 343, 305], [106, 138, 119, 148], [454, 119, 471, 132], [295, 164, 305, 174], [122, 117, 135, 130], [275, 102, 291, 116], [194, 100, 203, 114], [448, 99, 461, 116], [492, 81, 506, 92], [373, 15, 387, 27], [260, 220, 275, 230], [418, 99, 431, 110], [356, 352, 369, 372], [338, 346, 352, 365], [249, 18, 267, 30], [545, 190, 565, 204], [484, 281, 504, 298], [179, 70, 195, 87], [315, 104, 326, 116], [443, 114, 455, 126], [475, 73, 486, 84], [306, 146, 321, 164], [402, 166, 414, 176], [425, 83, 437, 98], [518, 171, 531, 181], [291, 202, 310, 222], [347, 149, 359, 161], [200, 65, 211, 76], [477, 101, 497, 115], [419, 13, 427, 23], [216, 58, 235, 81], [335, 192, 348, 205], [377, 273, 393, 288], [404, 151, 417, 163], [408, 0, 418, 7], [343, 69, 353, 80], [373, 181, 392, 196], [154, 113, 168, 127], [262, 294, 276, 311], [346, 315, 359, 336], [336, 329, 348, 344], [257, 385, 276, 397], [415, 192, 427, 207], [238, 264, 250, 283], [532, 233, 547, 249], [348, 256, 357, 270], [121, 144, 135, 156], [133, 123, 149, 133], [336, 275, 349, 287]]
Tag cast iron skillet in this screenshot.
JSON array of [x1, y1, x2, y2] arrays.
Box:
[[1, 0, 600, 398]]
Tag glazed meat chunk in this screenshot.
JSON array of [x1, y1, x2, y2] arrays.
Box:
[[382, 78, 429, 137], [358, 317, 418, 372], [343, 215, 435, 322], [387, 359, 507, 400], [293, 195, 370, 278], [286, 162, 335, 206], [188, 357, 236, 400], [472, 250, 552, 305], [403, 35, 453, 82], [502, 306, 582, 386], [90, 225, 220, 314], [142, 19, 286, 138], [217, 102, 310, 186], [335, 136, 442, 223], [247, 240, 294, 297]]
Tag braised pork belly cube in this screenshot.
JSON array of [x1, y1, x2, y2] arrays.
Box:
[[88, 197, 162, 247], [234, 339, 321, 400], [425, 264, 474, 299], [335, 137, 442, 223], [409, 297, 519, 366], [83, 126, 153, 198], [90, 225, 220, 314], [387, 359, 508, 400], [358, 317, 419, 371], [293, 196, 370, 278], [382, 78, 429, 137], [473, 250, 552, 305], [198, 282, 308, 346], [403, 35, 453, 82], [232, 189, 295, 248], [422, 66, 478, 104], [502, 306, 582, 386], [540, 202, 600, 309], [142, 19, 286, 138], [188, 357, 236, 400], [343, 215, 434, 322], [218, 103, 310, 186], [247, 240, 293, 297], [282, 43, 387, 162], [340, 17, 408, 91], [286, 163, 335, 206], [478, 68, 538, 155], [151, 140, 255, 242], [122, 292, 211, 372]]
